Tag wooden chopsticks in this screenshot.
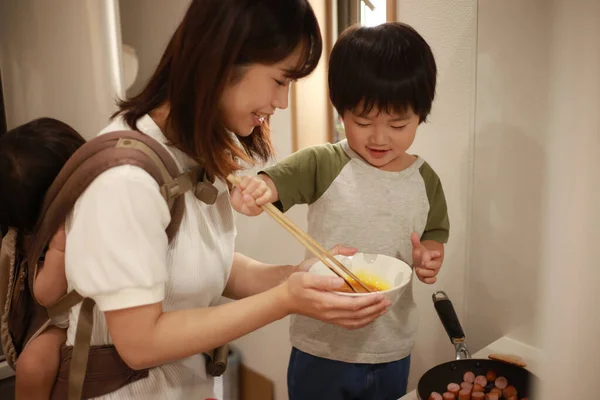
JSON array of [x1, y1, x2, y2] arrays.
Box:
[[226, 175, 372, 294]]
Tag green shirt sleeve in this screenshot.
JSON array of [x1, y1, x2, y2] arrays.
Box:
[[259, 143, 350, 212], [419, 161, 450, 243]]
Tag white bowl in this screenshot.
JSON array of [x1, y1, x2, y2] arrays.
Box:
[[308, 253, 413, 302]]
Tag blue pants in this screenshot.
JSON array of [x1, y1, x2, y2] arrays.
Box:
[[287, 347, 411, 400]]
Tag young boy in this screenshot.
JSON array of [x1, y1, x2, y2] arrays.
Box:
[[233, 22, 449, 399], [0, 118, 86, 399]]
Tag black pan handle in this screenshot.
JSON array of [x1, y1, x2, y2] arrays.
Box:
[[432, 291, 466, 344]]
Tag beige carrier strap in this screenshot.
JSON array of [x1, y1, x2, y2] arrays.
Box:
[[27, 130, 189, 278], [46, 290, 84, 321], [68, 297, 95, 400], [205, 344, 230, 377], [115, 137, 216, 205], [116, 138, 177, 207]]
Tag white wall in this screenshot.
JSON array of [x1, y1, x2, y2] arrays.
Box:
[[395, 0, 477, 390], [0, 0, 124, 137], [536, 1, 600, 398], [462, 2, 600, 397], [466, 0, 552, 351], [292, 0, 333, 150], [118, 0, 190, 97]]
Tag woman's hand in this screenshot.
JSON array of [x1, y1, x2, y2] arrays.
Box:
[[277, 245, 392, 330], [230, 175, 272, 216]]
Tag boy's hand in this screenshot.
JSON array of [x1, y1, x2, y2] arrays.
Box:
[[411, 232, 442, 284], [230, 175, 272, 216]]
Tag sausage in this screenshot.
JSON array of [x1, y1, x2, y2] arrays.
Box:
[[471, 392, 484, 400], [494, 376, 508, 389], [489, 387, 502, 396], [460, 382, 473, 391], [428, 393, 443, 400], [474, 375, 487, 387], [458, 389, 471, 400], [503, 385, 518, 398], [485, 393, 499, 400], [447, 383, 460, 397], [506, 397, 518, 400], [485, 370, 497, 382], [442, 392, 456, 400], [520, 398, 529, 400], [463, 371, 475, 383], [473, 384, 485, 393]]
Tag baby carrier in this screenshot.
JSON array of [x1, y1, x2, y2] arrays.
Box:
[[0, 130, 229, 400]]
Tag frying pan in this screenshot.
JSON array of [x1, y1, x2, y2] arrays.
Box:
[[417, 291, 539, 399]]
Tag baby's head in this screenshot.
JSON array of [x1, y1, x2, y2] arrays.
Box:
[[0, 118, 85, 234], [329, 22, 437, 170]]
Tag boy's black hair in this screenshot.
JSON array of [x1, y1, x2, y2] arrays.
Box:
[[0, 118, 85, 234], [329, 22, 437, 122]]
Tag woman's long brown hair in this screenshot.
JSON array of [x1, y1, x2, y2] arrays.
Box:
[[114, 0, 322, 179]]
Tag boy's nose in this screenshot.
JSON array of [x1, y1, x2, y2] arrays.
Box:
[[371, 128, 387, 144]]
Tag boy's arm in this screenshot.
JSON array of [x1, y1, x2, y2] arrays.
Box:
[[259, 143, 350, 213], [420, 162, 450, 244], [232, 144, 349, 216], [414, 162, 450, 284]]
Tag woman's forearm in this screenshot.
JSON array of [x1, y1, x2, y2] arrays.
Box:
[[106, 285, 289, 370], [223, 252, 297, 300]]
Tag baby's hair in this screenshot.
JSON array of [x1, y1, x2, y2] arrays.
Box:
[[0, 118, 85, 233]]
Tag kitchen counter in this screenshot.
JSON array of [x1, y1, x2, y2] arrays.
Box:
[[399, 336, 541, 400]]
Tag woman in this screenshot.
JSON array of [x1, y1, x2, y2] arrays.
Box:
[[64, 1, 391, 399]]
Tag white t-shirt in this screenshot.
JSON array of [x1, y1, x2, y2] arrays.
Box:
[[64, 115, 236, 400]]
